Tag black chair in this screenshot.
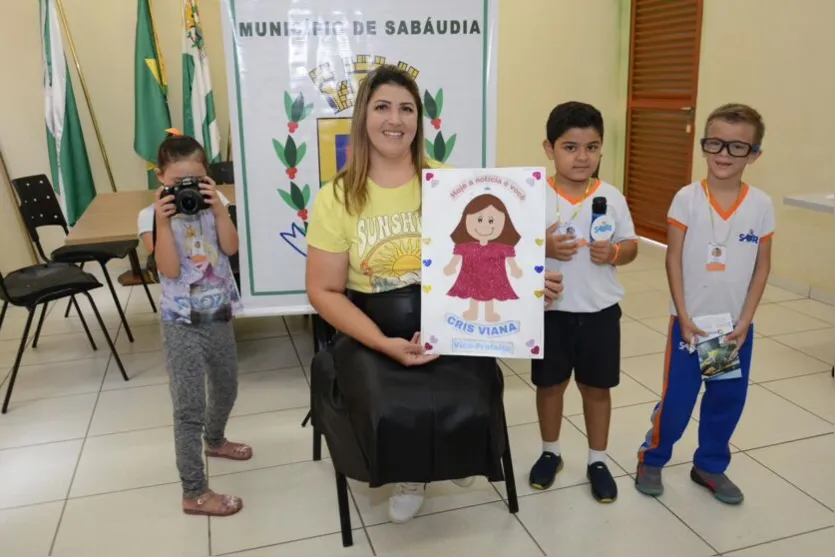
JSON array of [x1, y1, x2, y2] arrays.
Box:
[[300, 314, 336, 459], [0, 263, 129, 413], [12, 174, 157, 343], [208, 161, 235, 185], [227, 204, 241, 288], [304, 316, 519, 547]]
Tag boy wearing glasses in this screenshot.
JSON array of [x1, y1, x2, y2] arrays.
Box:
[[634, 104, 774, 505]]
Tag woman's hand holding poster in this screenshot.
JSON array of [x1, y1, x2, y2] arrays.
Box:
[[420, 168, 546, 359]]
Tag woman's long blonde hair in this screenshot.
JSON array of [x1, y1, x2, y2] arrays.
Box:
[[334, 64, 427, 215]]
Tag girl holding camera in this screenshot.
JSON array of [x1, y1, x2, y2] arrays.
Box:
[[142, 132, 249, 517]]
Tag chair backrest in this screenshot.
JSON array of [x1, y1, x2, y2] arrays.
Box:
[[12, 174, 69, 236], [11, 174, 69, 248], [313, 314, 337, 351], [0, 270, 11, 303], [208, 161, 235, 185], [227, 204, 240, 276]]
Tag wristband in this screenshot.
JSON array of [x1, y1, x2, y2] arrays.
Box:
[[609, 242, 621, 265]]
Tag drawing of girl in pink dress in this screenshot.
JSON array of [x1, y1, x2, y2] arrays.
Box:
[[444, 194, 523, 323]]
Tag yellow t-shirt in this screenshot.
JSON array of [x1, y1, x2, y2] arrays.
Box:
[[307, 169, 439, 294]]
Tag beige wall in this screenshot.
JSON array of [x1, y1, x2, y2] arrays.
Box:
[[0, 0, 627, 272], [693, 1, 835, 299], [496, 0, 627, 183]]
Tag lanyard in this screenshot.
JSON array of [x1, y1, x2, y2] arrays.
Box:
[[703, 179, 743, 245], [549, 177, 596, 225]]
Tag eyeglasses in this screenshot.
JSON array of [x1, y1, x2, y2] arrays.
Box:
[[700, 138, 760, 158]]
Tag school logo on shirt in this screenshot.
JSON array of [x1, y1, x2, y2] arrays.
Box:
[[738, 229, 760, 244]]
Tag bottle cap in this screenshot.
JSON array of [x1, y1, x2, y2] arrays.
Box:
[[592, 196, 607, 215]]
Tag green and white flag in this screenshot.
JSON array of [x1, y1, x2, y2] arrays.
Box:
[[40, 0, 96, 226], [134, 0, 171, 189], [183, 0, 220, 162]]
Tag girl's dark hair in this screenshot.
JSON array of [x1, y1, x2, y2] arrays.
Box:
[[546, 101, 604, 144], [156, 134, 208, 170], [450, 194, 521, 246]]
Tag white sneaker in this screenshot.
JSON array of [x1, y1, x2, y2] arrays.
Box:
[[452, 476, 475, 488], [388, 482, 425, 523]]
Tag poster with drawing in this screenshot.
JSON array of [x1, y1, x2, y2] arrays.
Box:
[[420, 167, 547, 359]]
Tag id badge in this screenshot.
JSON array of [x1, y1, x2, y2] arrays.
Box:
[[706, 243, 727, 272], [557, 222, 574, 236], [558, 222, 587, 247]]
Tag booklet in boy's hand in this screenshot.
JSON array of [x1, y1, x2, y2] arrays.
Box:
[[691, 314, 742, 381]]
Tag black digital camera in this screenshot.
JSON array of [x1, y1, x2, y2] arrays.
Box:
[[161, 176, 210, 216]]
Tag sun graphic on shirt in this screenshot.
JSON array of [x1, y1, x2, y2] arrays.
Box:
[[361, 237, 422, 291]]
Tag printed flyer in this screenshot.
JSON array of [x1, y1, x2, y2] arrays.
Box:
[[420, 167, 546, 359]]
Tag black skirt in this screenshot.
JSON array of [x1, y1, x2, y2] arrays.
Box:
[[311, 284, 507, 487]]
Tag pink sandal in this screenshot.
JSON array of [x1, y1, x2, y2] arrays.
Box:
[[205, 439, 253, 461], [183, 490, 243, 517]]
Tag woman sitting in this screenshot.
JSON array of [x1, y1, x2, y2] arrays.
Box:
[[306, 64, 564, 524]]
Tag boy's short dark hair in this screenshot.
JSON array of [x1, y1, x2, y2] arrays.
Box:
[[546, 102, 604, 144], [704, 103, 765, 145]]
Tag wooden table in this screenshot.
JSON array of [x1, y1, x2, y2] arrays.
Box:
[[65, 185, 236, 284]]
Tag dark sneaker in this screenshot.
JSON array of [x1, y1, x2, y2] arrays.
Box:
[[635, 463, 664, 497], [690, 467, 744, 505], [587, 462, 618, 503], [529, 452, 563, 490]]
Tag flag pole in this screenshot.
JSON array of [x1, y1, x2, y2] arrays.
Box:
[[0, 142, 38, 264], [54, 0, 117, 193]]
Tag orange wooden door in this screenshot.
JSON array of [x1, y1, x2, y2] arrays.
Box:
[[624, 0, 704, 243]]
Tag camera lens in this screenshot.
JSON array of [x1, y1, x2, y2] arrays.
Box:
[[178, 189, 202, 216]]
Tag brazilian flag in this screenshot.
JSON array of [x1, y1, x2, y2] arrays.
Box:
[[134, 0, 171, 189]]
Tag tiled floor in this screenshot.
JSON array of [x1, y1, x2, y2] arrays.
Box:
[[1, 244, 833, 556]]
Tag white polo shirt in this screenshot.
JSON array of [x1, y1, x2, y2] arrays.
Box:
[[668, 181, 775, 323], [545, 179, 638, 313], [137, 190, 231, 238]]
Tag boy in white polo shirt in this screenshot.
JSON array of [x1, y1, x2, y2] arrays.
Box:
[[635, 103, 774, 505], [529, 102, 639, 503]]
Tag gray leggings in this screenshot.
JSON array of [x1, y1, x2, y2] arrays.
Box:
[[162, 319, 239, 498]]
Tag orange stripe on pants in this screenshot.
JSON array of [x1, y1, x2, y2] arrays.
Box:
[[638, 316, 675, 462]]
